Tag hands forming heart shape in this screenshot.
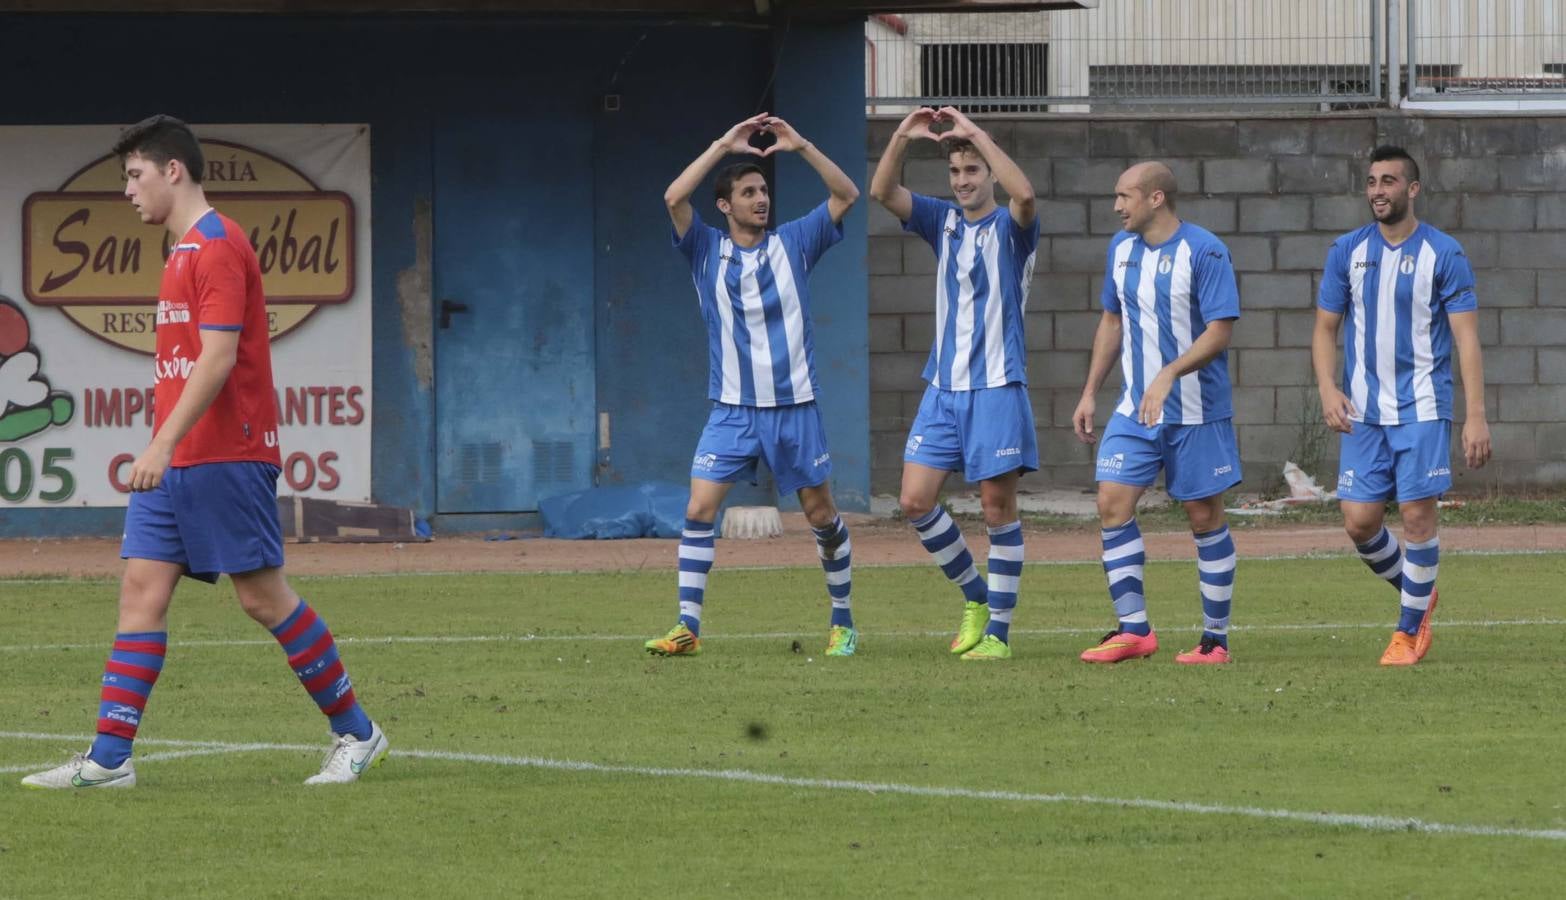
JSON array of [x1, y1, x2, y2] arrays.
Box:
[[897, 105, 979, 143], [720, 112, 809, 158]]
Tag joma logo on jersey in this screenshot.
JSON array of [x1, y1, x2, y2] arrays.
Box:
[[813, 452, 831, 467], [995, 447, 1020, 457], [1213, 464, 1232, 476], [1353, 260, 1377, 270], [1427, 466, 1450, 478], [1098, 452, 1125, 471]]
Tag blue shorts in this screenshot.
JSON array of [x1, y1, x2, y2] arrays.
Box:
[[121, 461, 285, 583], [903, 383, 1039, 482], [1337, 420, 1452, 503], [1095, 413, 1242, 501], [690, 402, 832, 495]]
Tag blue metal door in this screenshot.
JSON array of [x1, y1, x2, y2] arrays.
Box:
[[433, 116, 596, 513]]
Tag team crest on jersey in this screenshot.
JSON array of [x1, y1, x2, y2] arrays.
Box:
[[1157, 254, 1173, 275], [1399, 255, 1416, 275]]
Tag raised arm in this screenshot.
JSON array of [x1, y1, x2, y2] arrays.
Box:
[[663, 112, 769, 239], [937, 106, 1035, 228], [760, 117, 859, 223], [869, 107, 940, 223]]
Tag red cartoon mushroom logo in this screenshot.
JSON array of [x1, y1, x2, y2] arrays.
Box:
[[0, 297, 74, 442]]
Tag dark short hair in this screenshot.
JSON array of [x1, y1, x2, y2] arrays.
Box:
[[714, 163, 766, 202], [1369, 144, 1419, 183], [941, 138, 988, 170], [112, 114, 204, 183]]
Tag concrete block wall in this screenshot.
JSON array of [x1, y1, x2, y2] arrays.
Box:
[[866, 113, 1566, 496]]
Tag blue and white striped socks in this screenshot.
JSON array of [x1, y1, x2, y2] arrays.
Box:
[[1193, 525, 1236, 648], [1398, 536, 1439, 635], [677, 518, 715, 635], [1356, 526, 1405, 591], [1102, 518, 1149, 635], [911, 507, 988, 605], [814, 515, 854, 628], [985, 522, 1023, 642]]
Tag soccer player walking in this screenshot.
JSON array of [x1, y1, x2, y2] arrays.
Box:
[[1073, 162, 1243, 665], [23, 116, 387, 789], [644, 113, 861, 658], [869, 107, 1039, 661], [1312, 145, 1491, 666]]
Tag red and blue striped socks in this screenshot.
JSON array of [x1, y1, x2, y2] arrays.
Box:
[[269, 601, 371, 740], [88, 631, 167, 769]]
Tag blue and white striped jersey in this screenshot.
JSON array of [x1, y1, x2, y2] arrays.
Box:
[[1101, 222, 1240, 425], [903, 193, 1040, 391], [675, 202, 843, 407], [1318, 222, 1477, 424]]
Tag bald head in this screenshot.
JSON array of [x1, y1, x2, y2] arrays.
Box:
[[1125, 161, 1177, 211], [1113, 161, 1181, 237]]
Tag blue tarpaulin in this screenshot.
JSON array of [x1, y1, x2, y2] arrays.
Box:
[[539, 483, 717, 539]]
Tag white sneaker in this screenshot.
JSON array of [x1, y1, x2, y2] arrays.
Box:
[[304, 721, 388, 785], [21, 752, 136, 789]]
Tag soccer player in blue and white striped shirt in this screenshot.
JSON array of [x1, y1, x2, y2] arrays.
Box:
[[644, 113, 861, 659], [1074, 162, 1243, 666], [1312, 145, 1492, 667], [870, 106, 1039, 661]]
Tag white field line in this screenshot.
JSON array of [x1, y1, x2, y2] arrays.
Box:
[[0, 745, 261, 774], [0, 545, 1559, 585], [1, 618, 1563, 655], [1, 730, 1561, 843]]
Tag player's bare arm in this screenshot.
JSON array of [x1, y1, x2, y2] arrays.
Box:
[[664, 112, 770, 239], [128, 329, 240, 492], [1073, 310, 1123, 444], [936, 106, 1036, 228], [868, 107, 940, 223], [1137, 320, 1234, 427], [1450, 309, 1491, 469], [759, 116, 859, 224], [1312, 307, 1356, 434]]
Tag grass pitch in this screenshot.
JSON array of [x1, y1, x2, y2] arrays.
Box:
[[2, 553, 1562, 898]]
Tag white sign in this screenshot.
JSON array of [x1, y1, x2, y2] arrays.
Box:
[[0, 124, 372, 508]]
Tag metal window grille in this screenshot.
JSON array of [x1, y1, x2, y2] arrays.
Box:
[[1407, 0, 1566, 98], [867, 1, 1381, 113]]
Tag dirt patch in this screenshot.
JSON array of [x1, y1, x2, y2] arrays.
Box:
[[4, 515, 1564, 580]]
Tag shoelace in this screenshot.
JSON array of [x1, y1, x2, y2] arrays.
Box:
[[316, 734, 355, 774], [1197, 636, 1221, 655], [1098, 630, 1121, 644]]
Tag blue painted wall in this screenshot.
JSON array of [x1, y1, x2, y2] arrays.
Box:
[[0, 14, 869, 537]]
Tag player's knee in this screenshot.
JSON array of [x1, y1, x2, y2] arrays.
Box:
[[1342, 516, 1380, 545], [899, 493, 935, 522]]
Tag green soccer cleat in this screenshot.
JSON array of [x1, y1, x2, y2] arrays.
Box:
[[825, 625, 858, 657], [960, 634, 1012, 661], [644, 623, 701, 657], [949, 601, 989, 655]]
